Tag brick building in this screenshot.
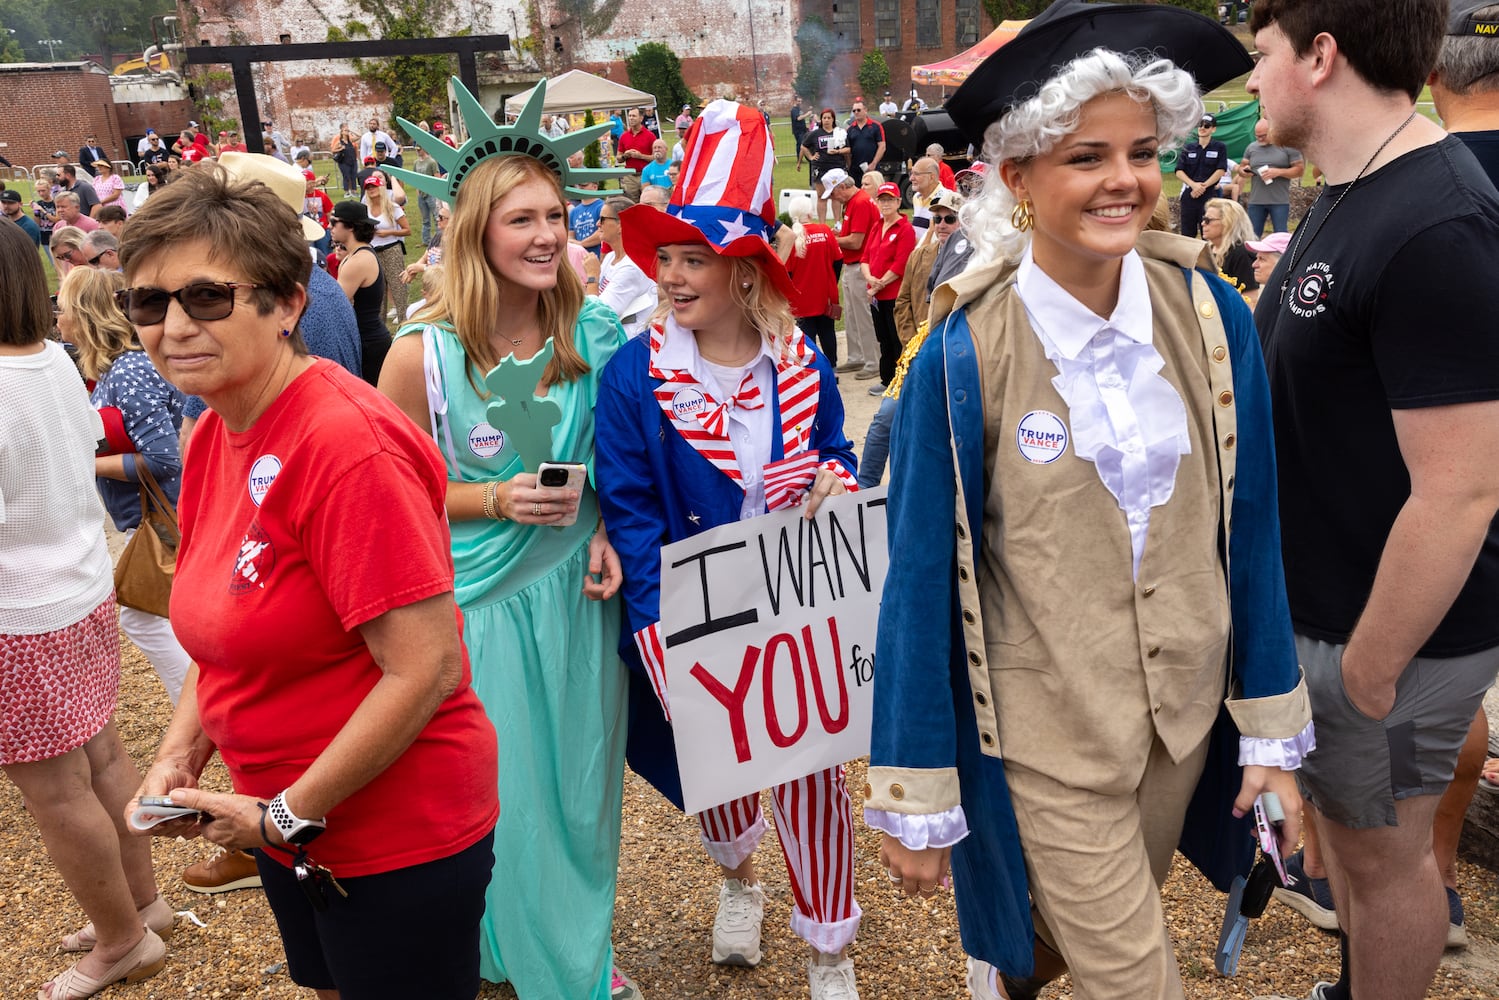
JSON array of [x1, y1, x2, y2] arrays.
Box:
[[172, 0, 997, 143], [0, 63, 125, 176]]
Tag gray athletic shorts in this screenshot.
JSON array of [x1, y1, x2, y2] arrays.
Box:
[[1296, 634, 1498, 829]]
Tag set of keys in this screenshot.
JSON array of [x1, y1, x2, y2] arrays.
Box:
[[293, 854, 348, 911]]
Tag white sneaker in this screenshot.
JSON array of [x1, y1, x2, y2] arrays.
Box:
[[965, 957, 1002, 999], [807, 953, 859, 1000], [711, 878, 765, 966]]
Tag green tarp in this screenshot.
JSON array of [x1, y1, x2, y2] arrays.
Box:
[[1160, 98, 1261, 173]]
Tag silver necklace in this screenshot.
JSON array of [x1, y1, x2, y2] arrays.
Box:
[[1278, 111, 1418, 303]]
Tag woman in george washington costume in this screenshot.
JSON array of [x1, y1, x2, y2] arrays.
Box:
[[378, 82, 642, 1000], [595, 102, 865, 1000], [869, 4, 1313, 999]]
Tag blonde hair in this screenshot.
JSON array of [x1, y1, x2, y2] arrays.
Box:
[[1205, 197, 1256, 266], [58, 267, 134, 380], [411, 155, 587, 391]]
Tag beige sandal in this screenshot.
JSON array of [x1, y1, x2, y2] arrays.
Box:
[[38, 928, 166, 1000], [59, 894, 174, 953]]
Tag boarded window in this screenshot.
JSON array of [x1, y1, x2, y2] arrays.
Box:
[[955, 0, 980, 46], [916, 0, 941, 48], [832, 0, 860, 49], [875, 0, 900, 48]]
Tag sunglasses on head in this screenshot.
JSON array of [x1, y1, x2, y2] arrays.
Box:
[[932, 213, 959, 225], [115, 281, 259, 325]]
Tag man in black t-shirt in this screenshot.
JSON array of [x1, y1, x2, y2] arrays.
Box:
[[1249, 2, 1499, 999], [844, 101, 886, 184]]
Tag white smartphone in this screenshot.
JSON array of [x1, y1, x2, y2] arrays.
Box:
[[536, 461, 587, 526]]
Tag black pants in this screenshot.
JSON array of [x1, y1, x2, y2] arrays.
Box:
[[797, 314, 837, 367], [336, 159, 358, 194], [872, 298, 901, 386], [257, 829, 494, 998], [1179, 190, 1211, 239]]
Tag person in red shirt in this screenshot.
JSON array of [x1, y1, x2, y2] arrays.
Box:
[[301, 169, 332, 230], [779, 194, 842, 365], [121, 167, 497, 1000], [822, 167, 882, 378], [616, 107, 656, 202], [861, 182, 916, 390]]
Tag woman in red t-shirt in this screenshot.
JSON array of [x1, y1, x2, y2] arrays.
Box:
[[119, 166, 498, 1000], [779, 194, 842, 366], [861, 182, 916, 389]]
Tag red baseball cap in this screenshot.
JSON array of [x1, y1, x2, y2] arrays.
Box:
[[433, 121, 445, 131], [302, 169, 317, 181], [876, 182, 901, 199]]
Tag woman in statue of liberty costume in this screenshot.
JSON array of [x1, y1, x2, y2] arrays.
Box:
[[378, 81, 642, 1000]]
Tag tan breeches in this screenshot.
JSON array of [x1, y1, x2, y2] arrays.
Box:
[[1004, 732, 1211, 1000]]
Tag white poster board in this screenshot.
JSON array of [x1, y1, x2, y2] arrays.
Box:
[[660, 488, 888, 814]]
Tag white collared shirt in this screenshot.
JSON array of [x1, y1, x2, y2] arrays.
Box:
[[656, 317, 776, 519], [1015, 249, 1192, 578]]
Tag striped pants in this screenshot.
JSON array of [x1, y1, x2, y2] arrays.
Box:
[[697, 765, 862, 953]]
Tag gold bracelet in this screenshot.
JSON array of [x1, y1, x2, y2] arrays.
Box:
[[482, 480, 503, 521]]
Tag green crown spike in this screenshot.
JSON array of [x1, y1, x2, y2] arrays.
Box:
[[381, 76, 627, 203]]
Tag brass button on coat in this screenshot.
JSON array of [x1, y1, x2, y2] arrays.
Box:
[[1223, 433, 1236, 449], [1147, 645, 1162, 658], [890, 783, 905, 800], [1199, 301, 1216, 318], [1218, 390, 1233, 407], [1212, 345, 1227, 362], [862, 783, 873, 799], [1142, 585, 1156, 598]]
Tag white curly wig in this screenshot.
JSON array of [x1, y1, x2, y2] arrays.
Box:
[[962, 48, 1204, 267]]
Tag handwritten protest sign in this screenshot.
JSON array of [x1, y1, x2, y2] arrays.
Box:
[[660, 487, 888, 814]]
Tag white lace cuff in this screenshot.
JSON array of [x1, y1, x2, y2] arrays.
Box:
[[1238, 720, 1316, 769], [862, 805, 969, 850]]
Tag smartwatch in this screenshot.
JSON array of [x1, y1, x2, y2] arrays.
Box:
[[268, 790, 327, 846]]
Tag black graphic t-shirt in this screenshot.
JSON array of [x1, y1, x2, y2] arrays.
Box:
[[1256, 136, 1499, 655]]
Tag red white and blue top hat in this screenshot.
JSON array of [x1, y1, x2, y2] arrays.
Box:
[[620, 100, 796, 301]]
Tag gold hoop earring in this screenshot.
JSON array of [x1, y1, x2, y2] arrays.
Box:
[[1010, 200, 1034, 233]]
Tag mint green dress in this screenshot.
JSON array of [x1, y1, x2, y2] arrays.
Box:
[[395, 299, 628, 999]]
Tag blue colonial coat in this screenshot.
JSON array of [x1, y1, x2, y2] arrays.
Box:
[[870, 235, 1309, 975]]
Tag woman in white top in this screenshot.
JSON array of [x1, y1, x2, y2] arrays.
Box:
[[593, 195, 658, 337], [362, 171, 411, 320], [0, 221, 170, 999]]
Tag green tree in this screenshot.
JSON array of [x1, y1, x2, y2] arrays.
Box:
[[582, 108, 600, 169], [53, 0, 175, 70], [794, 15, 836, 107], [857, 50, 889, 100], [0, 20, 25, 62], [326, 0, 467, 136], [625, 42, 697, 118]]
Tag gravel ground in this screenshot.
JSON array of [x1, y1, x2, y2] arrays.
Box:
[[5, 365, 1497, 999]]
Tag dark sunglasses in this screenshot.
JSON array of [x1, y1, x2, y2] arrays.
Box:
[[87, 248, 111, 265], [931, 213, 959, 225], [115, 281, 259, 325]]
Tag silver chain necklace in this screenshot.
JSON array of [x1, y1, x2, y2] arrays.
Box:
[[1278, 111, 1418, 303]]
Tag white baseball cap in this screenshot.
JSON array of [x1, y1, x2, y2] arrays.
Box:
[[818, 168, 851, 199]]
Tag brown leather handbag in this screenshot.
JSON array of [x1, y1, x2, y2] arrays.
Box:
[[113, 463, 179, 618]]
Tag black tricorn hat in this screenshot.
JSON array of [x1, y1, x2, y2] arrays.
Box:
[[947, 0, 1253, 145]]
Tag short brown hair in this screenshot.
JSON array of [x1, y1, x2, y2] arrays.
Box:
[[1250, 0, 1445, 100], [96, 204, 128, 224], [119, 165, 311, 318], [0, 221, 52, 346]]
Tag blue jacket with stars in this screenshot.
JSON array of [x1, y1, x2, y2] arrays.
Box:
[[595, 330, 857, 808]]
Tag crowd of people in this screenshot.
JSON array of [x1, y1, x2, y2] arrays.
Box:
[[3, 2, 1499, 1000]]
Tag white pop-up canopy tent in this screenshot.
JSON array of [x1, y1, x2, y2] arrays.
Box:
[[504, 69, 655, 117]]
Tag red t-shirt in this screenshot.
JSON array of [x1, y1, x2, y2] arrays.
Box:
[[172, 360, 498, 877], [839, 189, 880, 265], [938, 162, 957, 190], [786, 223, 840, 318], [617, 126, 656, 175], [866, 215, 917, 301]]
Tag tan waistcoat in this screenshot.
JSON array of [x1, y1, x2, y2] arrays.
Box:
[[962, 247, 1231, 792]]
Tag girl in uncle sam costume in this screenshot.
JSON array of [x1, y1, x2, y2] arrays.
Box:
[[375, 80, 644, 1000], [870, 3, 1314, 999], [594, 101, 865, 1000]]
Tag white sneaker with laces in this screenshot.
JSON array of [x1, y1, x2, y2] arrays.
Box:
[[711, 878, 765, 966], [965, 957, 1003, 1000], [807, 953, 859, 1000]]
